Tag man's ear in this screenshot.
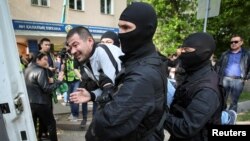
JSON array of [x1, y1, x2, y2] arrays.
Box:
[[240, 41, 244, 46], [87, 37, 94, 46]]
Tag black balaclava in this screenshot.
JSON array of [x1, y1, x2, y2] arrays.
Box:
[[179, 32, 216, 73], [118, 2, 157, 55], [101, 31, 120, 47]]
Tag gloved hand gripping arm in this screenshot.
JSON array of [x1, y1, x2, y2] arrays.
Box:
[[96, 70, 114, 107]]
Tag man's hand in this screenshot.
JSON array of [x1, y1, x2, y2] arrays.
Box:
[[70, 88, 91, 103], [57, 71, 64, 81], [48, 67, 56, 72], [48, 77, 54, 83]]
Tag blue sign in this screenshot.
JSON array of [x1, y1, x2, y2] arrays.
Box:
[[12, 20, 119, 35]]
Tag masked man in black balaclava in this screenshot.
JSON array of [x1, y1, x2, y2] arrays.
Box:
[[164, 32, 224, 141], [118, 2, 158, 60], [70, 2, 166, 141]]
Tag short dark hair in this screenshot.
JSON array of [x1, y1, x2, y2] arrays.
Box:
[[66, 26, 94, 42], [39, 38, 50, 45], [39, 38, 51, 50], [231, 34, 243, 41], [35, 52, 47, 61]]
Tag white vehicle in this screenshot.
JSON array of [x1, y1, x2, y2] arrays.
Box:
[[0, 0, 37, 140]]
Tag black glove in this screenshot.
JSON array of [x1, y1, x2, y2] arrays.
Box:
[[96, 85, 114, 108], [98, 69, 113, 89]]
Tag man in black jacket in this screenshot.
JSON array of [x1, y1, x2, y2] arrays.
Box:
[[24, 52, 64, 141], [215, 34, 250, 112], [69, 2, 166, 141], [164, 32, 223, 141]]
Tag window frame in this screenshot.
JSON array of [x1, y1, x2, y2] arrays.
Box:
[[100, 0, 114, 15], [69, 0, 85, 11], [31, 0, 50, 7]]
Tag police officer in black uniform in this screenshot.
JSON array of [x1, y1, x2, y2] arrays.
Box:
[[70, 2, 166, 141], [164, 32, 223, 141]]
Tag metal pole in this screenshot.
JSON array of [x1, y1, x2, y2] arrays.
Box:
[[203, 0, 210, 32], [61, 0, 67, 23]]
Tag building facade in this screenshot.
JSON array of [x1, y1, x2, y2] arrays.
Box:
[[8, 0, 127, 55]]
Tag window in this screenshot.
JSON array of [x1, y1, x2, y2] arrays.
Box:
[[69, 0, 85, 11], [31, 0, 38, 5], [31, 0, 49, 7], [100, 0, 113, 15]]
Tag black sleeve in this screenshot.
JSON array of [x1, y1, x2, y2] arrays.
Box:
[[164, 88, 220, 138], [74, 58, 80, 69], [37, 69, 62, 93]]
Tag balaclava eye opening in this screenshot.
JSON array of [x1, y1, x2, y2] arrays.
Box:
[[179, 32, 216, 72], [118, 2, 157, 54]]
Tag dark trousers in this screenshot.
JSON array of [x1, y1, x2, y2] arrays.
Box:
[[31, 103, 58, 141], [38, 96, 53, 138], [67, 80, 80, 117], [82, 101, 97, 118]]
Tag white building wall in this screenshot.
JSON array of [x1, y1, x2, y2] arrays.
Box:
[[8, 0, 127, 51], [9, 0, 126, 28]]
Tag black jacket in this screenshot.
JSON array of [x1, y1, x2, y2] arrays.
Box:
[[214, 48, 250, 80], [92, 50, 166, 141], [24, 63, 62, 105], [164, 65, 221, 141]]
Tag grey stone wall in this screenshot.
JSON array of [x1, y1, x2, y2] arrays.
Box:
[[243, 81, 250, 92]]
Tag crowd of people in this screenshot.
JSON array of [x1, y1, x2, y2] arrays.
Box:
[[20, 2, 250, 141]]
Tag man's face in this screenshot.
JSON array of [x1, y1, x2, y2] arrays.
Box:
[[40, 41, 51, 52], [37, 56, 49, 68], [67, 33, 93, 62], [101, 38, 114, 45], [230, 36, 243, 51]]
